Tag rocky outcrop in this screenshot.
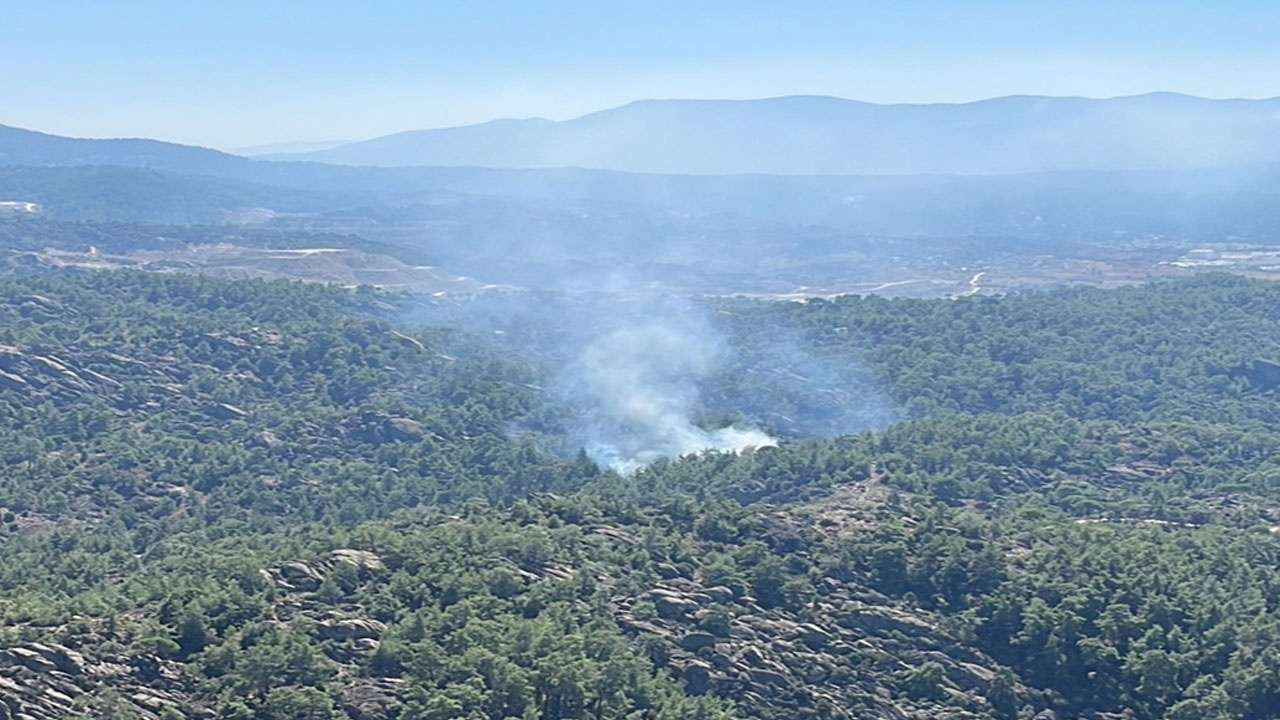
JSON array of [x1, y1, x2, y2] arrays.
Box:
[[15, 295, 69, 316], [318, 618, 387, 641], [1231, 358, 1280, 390], [0, 550, 396, 719], [264, 549, 387, 592], [0, 642, 196, 720], [679, 632, 720, 651], [384, 417, 426, 442], [340, 677, 406, 720], [612, 574, 1018, 720], [276, 560, 325, 591], [645, 588, 703, 620], [346, 411, 434, 444], [0, 344, 112, 401], [205, 402, 249, 420], [329, 548, 385, 571], [388, 330, 427, 353]]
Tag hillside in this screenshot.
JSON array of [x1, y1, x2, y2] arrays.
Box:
[[0, 124, 251, 175], [271, 93, 1280, 174], [0, 216, 487, 295], [3, 272, 1280, 719], [10, 4, 1280, 720], [0, 166, 357, 224]]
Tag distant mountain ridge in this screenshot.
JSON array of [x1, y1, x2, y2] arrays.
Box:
[[0, 123, 250, 175], [5, 92, 1279, 179], [262, 92, 1280, 175]]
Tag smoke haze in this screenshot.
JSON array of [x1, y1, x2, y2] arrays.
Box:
[[566, 308, 776, 474], [414, 289, 890, 474]]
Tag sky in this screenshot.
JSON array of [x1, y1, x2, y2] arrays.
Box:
[[2, 0, 1278, 150]]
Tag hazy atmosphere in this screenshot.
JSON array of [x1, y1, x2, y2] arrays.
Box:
[[3, 3, 1280, 720], [4, 1, 1279, 148]]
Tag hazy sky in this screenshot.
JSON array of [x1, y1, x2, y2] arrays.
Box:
[[3, 0, 1278, 149]]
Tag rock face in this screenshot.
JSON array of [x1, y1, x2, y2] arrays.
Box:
[[645, 589, 702, 620], [1231, 359, 1280, 390], [277, 560, 326, 591], [16, 294, 68, 315], [0, 642, 193, 720], [384, 417, 426, 442], [318, 618, 387, 641], [613, 574, 1015, 719], [329, 548, 385, 571], [388, 330, 428, 353], [0, 344, 109, 402], [265, 549, 387, 592], [2, 530, 1025, 720], [0, 617, 391, 719], [206, 402, 249, 420], [679, 632, 720, 651], [348, 411, 431, 444], [341, 677, 405, 720]]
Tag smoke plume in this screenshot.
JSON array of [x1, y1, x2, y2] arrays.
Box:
[[558, 298, 775, 474], [414, 288, 888, 475]]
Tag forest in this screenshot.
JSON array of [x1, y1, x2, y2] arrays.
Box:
[[2, 270, 1280, 719]]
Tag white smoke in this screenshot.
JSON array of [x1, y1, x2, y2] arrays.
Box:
[[420, 290, 886, 475], [569, 312, 775, 474]]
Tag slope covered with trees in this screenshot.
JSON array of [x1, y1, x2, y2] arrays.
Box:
[[2, 271, 1280, 719]]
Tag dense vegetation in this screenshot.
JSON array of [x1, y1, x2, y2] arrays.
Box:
[[3, 271, 1280, 719]]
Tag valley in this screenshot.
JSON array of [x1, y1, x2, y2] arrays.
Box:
[[2, 244, 494, 297]]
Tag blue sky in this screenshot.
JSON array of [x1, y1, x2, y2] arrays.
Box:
[[2, 0, 1278, 149]]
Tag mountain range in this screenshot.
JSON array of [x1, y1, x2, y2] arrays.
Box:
[[261, 92, 1280, 175], [4, 108, 1280, 286], [5, 93, 1278, 178]]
